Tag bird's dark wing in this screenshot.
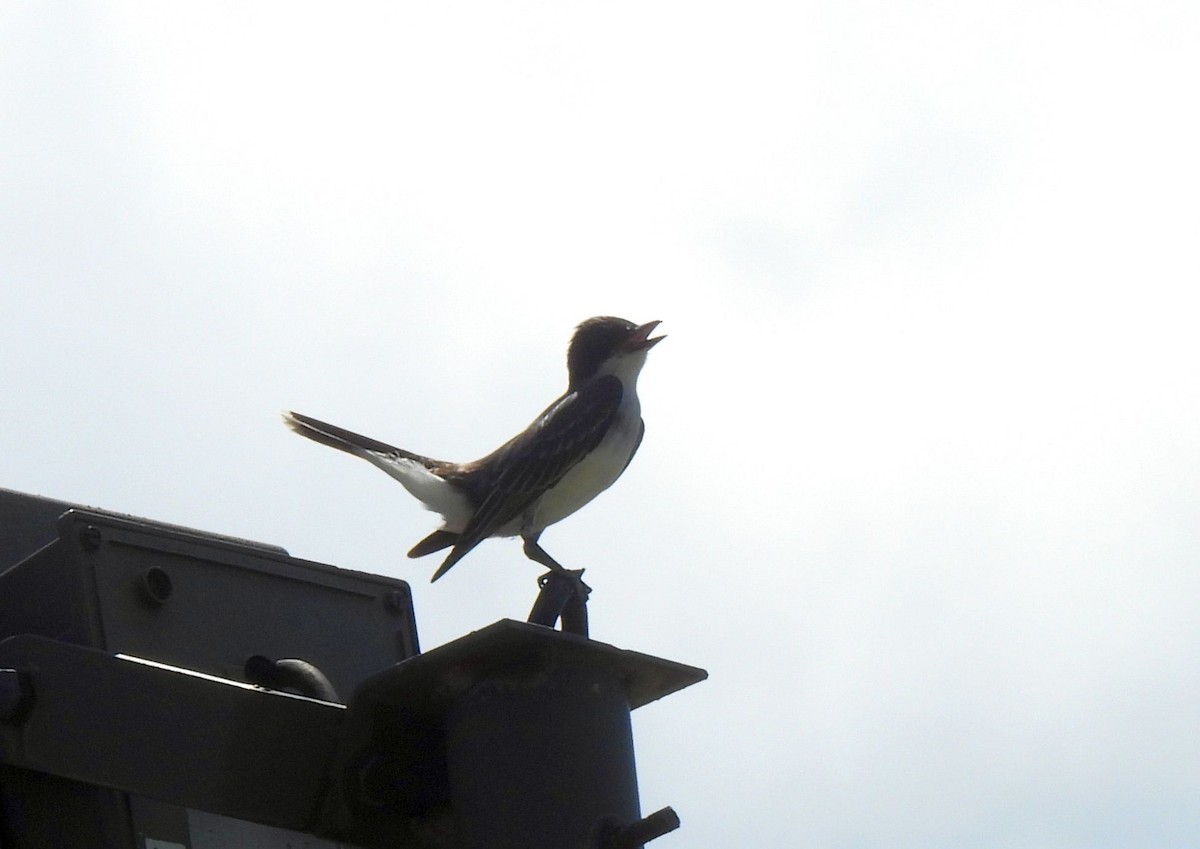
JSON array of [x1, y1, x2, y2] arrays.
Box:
[[429, 375, 624, 581]]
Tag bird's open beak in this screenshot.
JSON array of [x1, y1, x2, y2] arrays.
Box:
[[624, 320, 665, 352]]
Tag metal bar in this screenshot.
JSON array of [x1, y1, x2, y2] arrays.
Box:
[[602, 806, 682, 848], [527, 569, 590, 635], [0, 635, 344, 831]]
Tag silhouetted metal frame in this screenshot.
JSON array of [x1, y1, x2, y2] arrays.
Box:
[[321, 619, 707, 847], [0, 635, 344, 831], [1, 622, 706, 848], [0, 489, 708, 848]]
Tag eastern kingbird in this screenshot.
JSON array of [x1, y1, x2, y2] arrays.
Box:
[[284, 316, 664, 582]]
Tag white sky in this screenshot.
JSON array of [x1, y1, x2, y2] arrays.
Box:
[[3, 2, 1199, 847]]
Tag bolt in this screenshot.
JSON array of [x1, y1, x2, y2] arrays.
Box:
[[0, 670, 34, 723], [139, 567, 173, 606], [603, 807, 681, 849], [383, 589, 408, 616], [78, 525, 102, 551]]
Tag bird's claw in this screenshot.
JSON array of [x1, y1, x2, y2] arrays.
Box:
[[538, 567, 590, 598], [528, 567, 591, 635]]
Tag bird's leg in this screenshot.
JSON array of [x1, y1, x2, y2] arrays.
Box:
[[523, 535, 568, 572], [524, 534, 591, 635], [523, 536, 591, 597]]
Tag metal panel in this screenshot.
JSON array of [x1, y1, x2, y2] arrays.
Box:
[[0, 499, 418, 697], [0, 635, 343, 831], [321, 619, 707, 847], [0, 490, 416, 849]]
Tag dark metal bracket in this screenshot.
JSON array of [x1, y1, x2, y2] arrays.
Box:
[[1, 622, 706, 848], [0, 634, 344, 832], [0, 490, 708, 848], [321, 619, 706, 847], [527, 568, 591, 635]]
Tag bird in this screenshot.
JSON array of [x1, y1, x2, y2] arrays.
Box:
[[283, 316, 664, 583]]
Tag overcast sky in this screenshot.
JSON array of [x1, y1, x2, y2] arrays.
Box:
[[3, 2, 1199, 847]]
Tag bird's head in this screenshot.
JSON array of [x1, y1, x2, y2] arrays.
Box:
[[567, 316, 665, 388]]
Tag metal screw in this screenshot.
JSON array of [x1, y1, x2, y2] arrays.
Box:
[[0, 670, 34, 723], [78, 525, 102, 551], [383, 589, 408, 616], [139, 566, 174, 606]]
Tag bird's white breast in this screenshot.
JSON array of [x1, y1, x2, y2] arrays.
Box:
[[524, 389, 643, 533]]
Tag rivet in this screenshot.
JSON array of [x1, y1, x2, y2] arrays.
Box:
[[139, 567, 174, 606], [383, 589, 408, 616], [78, 525, 102, 551]]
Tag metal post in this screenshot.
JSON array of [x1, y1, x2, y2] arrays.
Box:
[[444, 664, 638, 849]]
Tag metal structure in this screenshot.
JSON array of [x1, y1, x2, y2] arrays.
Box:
[[0, 489, 705, 848]]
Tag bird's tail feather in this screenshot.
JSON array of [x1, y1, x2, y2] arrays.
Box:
[[430, 546, 469, 582], [283, 411, 430, 463], [408, 529, 458, 559], [409, 531, 470, 582], [285, 410, 471, 581]]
